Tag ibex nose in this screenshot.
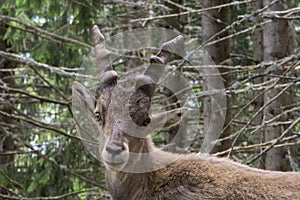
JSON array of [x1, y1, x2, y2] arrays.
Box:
[[105, 142, 124, 156]]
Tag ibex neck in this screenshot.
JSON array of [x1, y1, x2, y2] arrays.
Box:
[[120, 135, 181, 173], [128, 136, 156, 153], [106, 137, 181, 199]]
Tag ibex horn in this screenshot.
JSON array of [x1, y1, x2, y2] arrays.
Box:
[[93, 25, 118, 91], [136, 35, 184, 96]]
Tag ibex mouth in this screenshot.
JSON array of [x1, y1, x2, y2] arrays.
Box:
[[102, 141, 129, 170], [103, 151, 128, 166], [104, 161, 126, 169]]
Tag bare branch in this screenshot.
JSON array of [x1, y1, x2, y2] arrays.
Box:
[[0, 110, 80, 141], [0, 15, 92, 48], [0, 50, 94, 78], [130, 0, 254, 23], [247, 117, 300, 164], [0, 84, 69, 106]]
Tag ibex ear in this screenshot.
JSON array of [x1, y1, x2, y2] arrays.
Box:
[[72, 81, 96, 116], [151, 107, 187, 129]]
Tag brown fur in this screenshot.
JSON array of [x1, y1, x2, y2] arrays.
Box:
[[105, 137, 300, 200], [79, 25, 300, 200]]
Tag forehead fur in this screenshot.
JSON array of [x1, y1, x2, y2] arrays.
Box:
[[98, 84, 152, 127]]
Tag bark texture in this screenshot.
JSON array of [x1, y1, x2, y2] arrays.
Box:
[[0, 24, 17, 195], [202, 0, 231, 153], [263, 0, 294, 171], [252, 0, 265, 169]]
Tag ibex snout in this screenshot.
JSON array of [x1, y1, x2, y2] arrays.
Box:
[[105, 142, 124, 156], [102, 127, 129, 169]]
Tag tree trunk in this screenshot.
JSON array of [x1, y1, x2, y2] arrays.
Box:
[[252, 0, 265, 169], [122, 0, 149, 71], [161, 0, 188, 152], [202, 0, 231, 154], [263, 0, 294, 171], [0, 24, 17, 195]]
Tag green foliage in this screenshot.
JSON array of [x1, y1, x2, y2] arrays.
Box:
[[0, 0, 108, 198]]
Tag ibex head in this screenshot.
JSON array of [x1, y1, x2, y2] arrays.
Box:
[[73, 25, 185, 171]]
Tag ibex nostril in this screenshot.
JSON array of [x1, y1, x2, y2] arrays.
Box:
[[105, 145, 123, 156]]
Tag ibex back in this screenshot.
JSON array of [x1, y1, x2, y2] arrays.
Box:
[[73, 25, 300, 200]]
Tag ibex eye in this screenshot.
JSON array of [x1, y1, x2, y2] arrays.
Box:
[[95, 112, 101, 121]]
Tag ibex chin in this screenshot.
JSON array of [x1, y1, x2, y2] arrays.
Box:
[[73, 25, 300, 200]]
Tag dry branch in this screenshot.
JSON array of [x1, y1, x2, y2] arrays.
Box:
[[0, 50, 93, 78], [0, 15, 91, 49], [130, 0, 254, 23], [0, 110, 80, 141]]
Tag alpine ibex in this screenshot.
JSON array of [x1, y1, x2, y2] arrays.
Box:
[[72, 25, 300, 200]]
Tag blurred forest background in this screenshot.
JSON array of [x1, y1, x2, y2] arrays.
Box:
[[0, 0, 300, 199]]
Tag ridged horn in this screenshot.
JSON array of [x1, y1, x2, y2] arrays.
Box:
[[136, 35, 184, 96], [92, 25, 118, 91]]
